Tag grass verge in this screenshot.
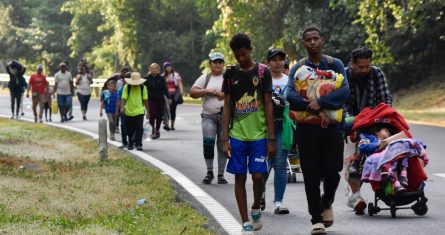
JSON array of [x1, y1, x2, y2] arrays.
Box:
[[0, 118, 213, 235]]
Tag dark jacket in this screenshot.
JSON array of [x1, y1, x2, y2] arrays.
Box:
[[6, 60, 27, 94], [143, 74, 168, 102]]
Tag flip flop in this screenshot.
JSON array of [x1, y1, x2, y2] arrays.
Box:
[[311, 223, 326, 235], [322, 207, 334, 228]]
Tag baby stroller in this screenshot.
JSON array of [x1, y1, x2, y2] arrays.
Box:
[[287, 123, 301, 183], [349, 103, 429, 218]]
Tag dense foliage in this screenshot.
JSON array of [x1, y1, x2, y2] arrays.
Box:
[[1, 0, 443, 90]]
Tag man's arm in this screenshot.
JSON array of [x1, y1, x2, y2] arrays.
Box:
[[286, 63, 310, 111], [264, 91, 276, 157], [374, 67, 392, 106], [221, 94, 232, 158]]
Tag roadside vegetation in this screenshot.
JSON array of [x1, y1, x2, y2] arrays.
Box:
[[394, 81, 445, 125], [0, 118, 213, 234]]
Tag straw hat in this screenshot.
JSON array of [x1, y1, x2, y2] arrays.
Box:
[[125, 72, 145, 85]]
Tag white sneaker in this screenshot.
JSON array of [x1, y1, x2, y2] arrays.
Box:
[[347, 192, 367, 214]]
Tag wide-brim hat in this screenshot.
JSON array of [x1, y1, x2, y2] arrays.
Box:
[[125, 72, 146, 85]]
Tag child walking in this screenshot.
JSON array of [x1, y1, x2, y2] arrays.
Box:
[[222, 33, 276, 234], [100, 80, 118, 140]]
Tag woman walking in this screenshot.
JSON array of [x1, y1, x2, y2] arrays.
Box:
[[144, 63, 168, 139], [163, 62, 184, 131], [76, 65, 93, 120]]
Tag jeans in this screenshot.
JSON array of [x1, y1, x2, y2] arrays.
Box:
[[296, 124, 344, 224], [201, 113, 227, 175], [106, 113, 117, 134], [57, 94, 72, 119], [264, 121, 288, 204], [9, 91, 22, 116]]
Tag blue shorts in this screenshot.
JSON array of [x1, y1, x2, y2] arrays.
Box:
[[226, 137, 268, 175]]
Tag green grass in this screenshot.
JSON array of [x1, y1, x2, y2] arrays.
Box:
[[0, 118, 214, 235]]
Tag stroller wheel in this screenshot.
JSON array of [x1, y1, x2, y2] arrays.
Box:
[[287, 172, 292, 183], [368, 203, 374, 216], [412, 202, 428, 216], [292, 173, 297, 183], [390, 202, 396, 218]]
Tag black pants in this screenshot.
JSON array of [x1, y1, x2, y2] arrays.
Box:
[[125, 114, 144, 147], [10, 91, 22, 116], [77, 93, 91, 111], [296, 124, 344, 224]]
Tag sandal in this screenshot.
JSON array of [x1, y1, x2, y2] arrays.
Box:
[[202, 174, 214, 184], [311, 223, 326, 235], [322, 206, 334, 228], [217, 175, 228, 184]]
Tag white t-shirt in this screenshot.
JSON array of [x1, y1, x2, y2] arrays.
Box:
[[54, 71, 73, 95], [272, 73, 289, 97], [76, 74, 92, 95], [192, 74, 224, 114]]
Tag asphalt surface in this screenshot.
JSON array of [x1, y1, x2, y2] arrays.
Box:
[[1, 95, 444, 235]]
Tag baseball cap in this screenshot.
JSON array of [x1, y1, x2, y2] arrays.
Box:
[[267, 48, 286, 61], [36, 64, 43, 70], [209, 52, 224, 62], [59, 62, 67, 67]]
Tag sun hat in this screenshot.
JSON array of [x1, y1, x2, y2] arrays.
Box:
[[124, 72, 146, 85], [209, 52, 225, 62]]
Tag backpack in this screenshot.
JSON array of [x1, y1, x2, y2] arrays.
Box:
[[272, 88, 286, 119], [126, 84, 145, 104]]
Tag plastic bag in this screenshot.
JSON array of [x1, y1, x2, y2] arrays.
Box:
[[51, 100, 58, 114], [281, 104, 295, 150], [143, 122, 152, 141]]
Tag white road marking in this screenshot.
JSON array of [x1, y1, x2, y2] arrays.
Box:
[[0, 114, 242, 235], [434, 173, 445, 178]]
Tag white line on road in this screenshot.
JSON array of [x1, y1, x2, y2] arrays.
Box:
[[434, 173, 445, 178], [0, 115, 242, 235]]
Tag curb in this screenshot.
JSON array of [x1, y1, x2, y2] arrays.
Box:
[[0, 115, 242, 235]]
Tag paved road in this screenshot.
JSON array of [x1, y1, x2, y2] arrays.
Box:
[[1, 95, 444, 235]]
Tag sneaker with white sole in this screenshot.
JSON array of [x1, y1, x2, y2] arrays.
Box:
[[250, 209, 262, 231], [346, 192, 367, 214], [241, 222, 254, 235]]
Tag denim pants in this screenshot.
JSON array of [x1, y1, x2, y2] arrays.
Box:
[[264, 120, 288, 203], [201, 113, 227, 175]]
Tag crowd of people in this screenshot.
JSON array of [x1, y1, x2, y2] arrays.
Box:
[[5, 25, 395, 235]]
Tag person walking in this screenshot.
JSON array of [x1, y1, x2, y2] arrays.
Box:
[[120, 72, 149, 151], [116, 75, 130, 149], [100, 80, 118, 140], [163, 62, 184, 131], [286, 26, 349, 234], [26, 64, 47, 123], [344, 46, 393, 215], [53, 62, 74, 122], [76, 65, 93, 120], [190, 52, 228, 185], [6, 60, 27, 119], [222, 33, 276, 234], [262, 48, 290, 214], [143, 63, 168, 139]]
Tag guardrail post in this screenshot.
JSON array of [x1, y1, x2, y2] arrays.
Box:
[[99, 118, 108, 161]]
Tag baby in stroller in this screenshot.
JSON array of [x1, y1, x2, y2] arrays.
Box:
[[350, 103, 429, 217]]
